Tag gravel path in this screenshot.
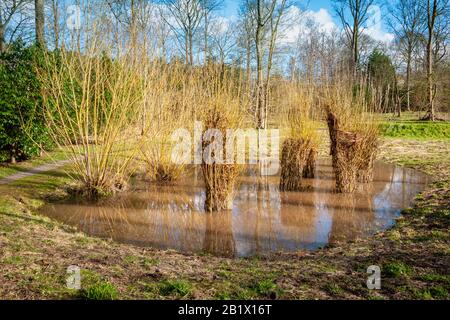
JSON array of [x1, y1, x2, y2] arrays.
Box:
[[0, 160, 73, 185]]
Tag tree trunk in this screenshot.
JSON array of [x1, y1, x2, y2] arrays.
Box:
[[10, 148, 16, 164], [189, 32, 194, 66], [0, 26, 4, 53], [35, 0, 46, 48], [406, 48, 412, 111], [425, 0, 437, 121], [204, 14, 208, 64], [185, 36, 190, 65], [51, 0, 60, 49], [426, 34, 435, 120], [246, 42, 251, 94], [130, 0, 137, 53], [353, 20, 359, 76], [255, 24, 265, 129]]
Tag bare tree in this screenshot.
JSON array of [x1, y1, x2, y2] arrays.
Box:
[[293, 17, 344, 84], [237, 5, 255, 95], [209, 18, 237, 65], [48, 0, 61, 49], [161, 0, 205, 65], [0, 0, 30, 52], [334, 0, 377, 76], [422, 0, 450, 120], [388, 0, 424, 111], [202, 0, 223, 63], [242, 0, 289, 129], [46, 0, 71, 49]]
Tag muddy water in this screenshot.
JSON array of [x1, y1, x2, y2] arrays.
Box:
[[40, 161, 430, 258]]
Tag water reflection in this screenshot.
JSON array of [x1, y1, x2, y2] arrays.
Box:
[[41, 160, 430, 257]]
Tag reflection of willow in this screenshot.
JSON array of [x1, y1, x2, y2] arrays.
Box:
[[326, 194, 374, 243], [78, 188, 206, 252], [325, 169, 386, 243], [284, 160, 377, 245], [233, 174, 281, 255], [47, 187, 207, 253], [142, 189, 205, 253], [278, 175, 320, 247], [256, 180, 281, 253], [281, 160, 334, 249], [324, 162, 430, 243], [202, 211, 235, 257], [46, 199, 132, 240]]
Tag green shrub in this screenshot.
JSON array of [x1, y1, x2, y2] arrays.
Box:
[[0, 40, 51, 163]]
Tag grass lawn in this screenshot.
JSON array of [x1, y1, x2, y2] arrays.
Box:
[[377, 112, 450, 140], [380, 122, 450, 140], [0, 136, 448, 300]]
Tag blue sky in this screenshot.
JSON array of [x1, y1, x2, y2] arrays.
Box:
[[221, 0, 334, 19], [219, 0, 394, 43]]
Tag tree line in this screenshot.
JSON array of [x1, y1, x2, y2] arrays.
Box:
[[0, 0, 449, 163]]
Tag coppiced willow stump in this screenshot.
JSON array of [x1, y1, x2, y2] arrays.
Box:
[[303, 148, 317, 179], [326, 109, 339, 168], [334, 130, 362, 193], [280, 138, 312, 191], [203, 164, 239, 211], [334, 130, 379, 193], [201, 111, 240, 212], [357, 135, 379, 183]]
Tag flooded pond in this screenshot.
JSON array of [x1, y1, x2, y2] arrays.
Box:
[[40, 160, 430, 258]]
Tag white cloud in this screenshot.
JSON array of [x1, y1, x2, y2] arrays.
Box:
[[280, 6, 394, 44], [281, 7, 338, 44], [365, 27, 395, 43], [364, 5, 395, 43], [308, 8, 337, 34]]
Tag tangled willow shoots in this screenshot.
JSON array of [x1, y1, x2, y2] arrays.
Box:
[[324, 83, 380, 193], [280, 138, 313, 191], [201, 116, 238, 211], [199, 69, 246, 212], [278, 83, 319, 191], [40, 34, 147, 198]]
